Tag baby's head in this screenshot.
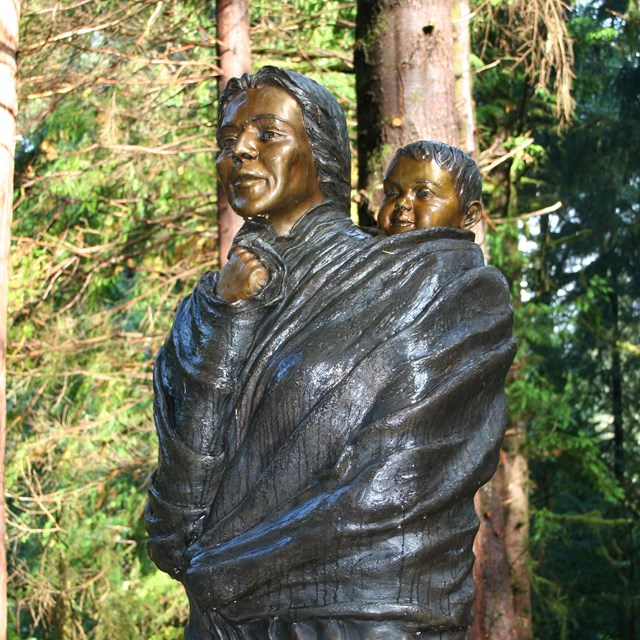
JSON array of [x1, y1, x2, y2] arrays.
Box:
[[377, 141, 482, 235]]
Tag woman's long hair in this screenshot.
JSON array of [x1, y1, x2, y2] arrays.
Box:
[[218, 66, 351, 210]]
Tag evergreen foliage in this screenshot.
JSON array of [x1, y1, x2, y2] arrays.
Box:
[[471, 1, 640, 637]]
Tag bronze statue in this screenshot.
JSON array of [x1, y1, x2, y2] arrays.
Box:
[[377, 141, 482, 235], [145, 67, 516, 640]]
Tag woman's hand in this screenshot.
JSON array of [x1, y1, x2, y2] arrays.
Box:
[[216, 247, 269, 302]]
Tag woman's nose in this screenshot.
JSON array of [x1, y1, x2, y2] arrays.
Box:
[[233, 131, 258, 161]]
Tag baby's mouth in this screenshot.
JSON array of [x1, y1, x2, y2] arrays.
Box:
[[391, 218, 414, 229]]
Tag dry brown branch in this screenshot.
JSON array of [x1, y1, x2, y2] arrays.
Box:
[[21, 4, 152, 53], [137, 0, 163, 45], [25, 0, 97, 17], [23, 369, 153, 382], [473, 58, 502, 74], [85, 141, 217, 157], [476, 0, 575, 122], [88, 257, 216, 321], [478, 136, 535, 174], [50, 270, 93, 316], [10, 331, 157, 360], [491, 201, 563, 223], [507, 0, 575, 121], [9, 399, 148, 449], [17, 162, 110, 188], [24, 71, 221, 100]]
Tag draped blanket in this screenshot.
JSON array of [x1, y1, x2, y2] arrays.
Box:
[[145, 205, 516, 638]]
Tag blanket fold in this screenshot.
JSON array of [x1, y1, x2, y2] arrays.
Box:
[[145, 208, 516, 636]]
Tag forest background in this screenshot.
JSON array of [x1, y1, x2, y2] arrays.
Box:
[[5, 0, 640, 638]]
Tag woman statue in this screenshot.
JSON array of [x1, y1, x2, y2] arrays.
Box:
[[146, 67, 516, 640]]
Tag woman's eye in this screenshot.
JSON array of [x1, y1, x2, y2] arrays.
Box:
[[222, 136, 237, 149], [416, 189, 432, 199], [259, 130, 279, 142]]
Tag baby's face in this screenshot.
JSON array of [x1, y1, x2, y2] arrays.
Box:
[[378, 156, 463, 234]]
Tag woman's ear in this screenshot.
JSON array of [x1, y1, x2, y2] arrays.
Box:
[[462, 201, 482, 229]]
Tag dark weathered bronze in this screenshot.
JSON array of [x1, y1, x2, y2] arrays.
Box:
[[378, 141, 482, 235], [145, 67, 516, 640]]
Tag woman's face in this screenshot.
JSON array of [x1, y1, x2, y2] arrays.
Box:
[[216, 86, 324, 236]]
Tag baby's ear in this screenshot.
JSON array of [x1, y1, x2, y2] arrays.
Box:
[[462, 201, 482, 229]]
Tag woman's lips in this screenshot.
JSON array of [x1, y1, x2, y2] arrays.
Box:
[[233, 172, 266, 187]]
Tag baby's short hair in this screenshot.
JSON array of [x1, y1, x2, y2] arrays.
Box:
[[389, 141, 482, 212]]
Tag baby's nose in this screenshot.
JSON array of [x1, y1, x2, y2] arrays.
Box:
[[394, 194, 412, 212], [393, 205, 413, 221]]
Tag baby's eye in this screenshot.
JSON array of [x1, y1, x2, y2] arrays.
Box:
[[384, 187, 400, 198], [415, 188, 432, 199]]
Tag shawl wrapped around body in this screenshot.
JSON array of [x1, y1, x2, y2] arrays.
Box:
[[145, 204, 516, 639]]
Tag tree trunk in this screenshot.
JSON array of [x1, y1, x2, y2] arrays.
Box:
[[472, 265, 531, 639], [470, 425, 531, 640], [355, 0, 458, 222], [610, 287, 624, 482], [452, 0, 475, 155], [470, 455, 517, 640], [451, 0, 487, 251], [217, 0, 250, 266], [0, 2, 20, 638], [503, 422, 532, 640], [456, 5, 529, 635]]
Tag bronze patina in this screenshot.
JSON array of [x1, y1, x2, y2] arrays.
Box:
[[378, 141, 482, 235], [145, 67, 516, 640]]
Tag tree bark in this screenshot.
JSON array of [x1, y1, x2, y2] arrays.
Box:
[[505, 427, 532, 640], [470, 262, 531, 639], [451, 0, 487, 251], [355, 0, 458, 222], [470, 455, 517, 640], [217, 0, 250, 266], [610, 286, 624, 482], [0, 2, 20, 638], [452, 0, 475, 155], [470, 427, 531, 640]]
